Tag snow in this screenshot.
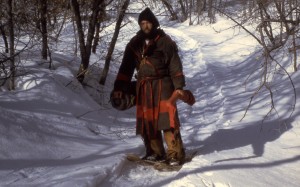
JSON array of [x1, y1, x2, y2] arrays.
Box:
[[1, 9, 300, 187]]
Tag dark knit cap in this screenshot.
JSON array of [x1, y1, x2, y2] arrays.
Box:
[[138, 8, 160, 28]]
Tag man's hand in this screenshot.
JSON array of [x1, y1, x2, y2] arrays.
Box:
[[166, 89, 196, 107], [177, 90, 195, 106]]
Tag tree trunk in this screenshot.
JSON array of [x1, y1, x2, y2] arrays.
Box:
[[54, 11, 68, 42], [289, 0, 298, 72], [92, 3, 106, 53], [178, 0, 187, 21], [203, 0, 207, 11], [196, 0, 204, 24], [40, 0, 48, 60], [7, 0, 15, 90], [92, 22, 101, 53], [99, 0, 130, 85], [292, 34, 297, 72], [71, 0, 104, 83], [71, 0, 88, 82], [0, 23, 9, 53], [189, 0, 193, 25], [208, 0, 215, 23], [85, 0, 103, 61], [72, 17, 78, 56], [161, 0, 178, 21]]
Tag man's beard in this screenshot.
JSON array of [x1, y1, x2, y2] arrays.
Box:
[[142, 28, 157, 39]]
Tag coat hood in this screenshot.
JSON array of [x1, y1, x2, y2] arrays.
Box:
[[138, 7, 160, 28]]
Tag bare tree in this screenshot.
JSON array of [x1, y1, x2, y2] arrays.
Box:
[[157, 0, 222, 23], [40, 0, 48, 60], [99, 0, 130, 85], [0, 21, 9, 53], [92, 2, 107, 54], [70, 0, 104, 83], [160, 0, 179, 21], [6, 0, 15, 90], [213, 0, 299, 121]]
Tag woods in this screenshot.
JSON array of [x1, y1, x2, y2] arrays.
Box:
[[0, 0, 299, 100], [1, 1, 300, 185]]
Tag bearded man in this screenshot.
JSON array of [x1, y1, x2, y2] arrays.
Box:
[[111, 8, 195, 166]]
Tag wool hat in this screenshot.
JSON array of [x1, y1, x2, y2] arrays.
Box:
[[138, 8, 160, 28]]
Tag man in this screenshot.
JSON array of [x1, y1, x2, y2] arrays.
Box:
[[111, 8, 195, 166]]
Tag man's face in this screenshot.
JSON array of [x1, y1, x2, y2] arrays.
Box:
[[140, 20, 153, 34]]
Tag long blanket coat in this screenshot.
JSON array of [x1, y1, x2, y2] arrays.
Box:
[[114, 29, 186, 139]]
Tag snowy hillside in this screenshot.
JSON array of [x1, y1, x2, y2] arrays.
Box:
[[1, 8, 300, 187]]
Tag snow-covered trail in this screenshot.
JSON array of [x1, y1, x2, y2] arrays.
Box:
[[1, 15, 300, 187], [111, 19, 300, 186], [107, 22, 247, 186]]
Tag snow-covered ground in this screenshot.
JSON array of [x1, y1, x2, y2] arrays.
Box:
[[1, 10, 300, 187]]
